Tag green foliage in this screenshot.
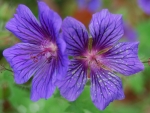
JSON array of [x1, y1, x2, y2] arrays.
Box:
[[0, 3, 15, 21], [127, 73, 145, 94]]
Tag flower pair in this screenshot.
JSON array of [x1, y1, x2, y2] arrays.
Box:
[[3, 1, 144, 110]]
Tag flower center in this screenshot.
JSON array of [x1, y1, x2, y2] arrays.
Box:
[[75, 45, 113, 78], [83, 49, 113, 78], [83, 50, 101, 67], [86, 51, 96, 61], [30, 40, 57, 63]]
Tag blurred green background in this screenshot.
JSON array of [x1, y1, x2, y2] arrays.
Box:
[[0, 0, 150, 113]]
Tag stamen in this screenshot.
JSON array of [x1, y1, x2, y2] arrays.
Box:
[[97, 46, 113, 55], [94, 59, 113, 72], [87, 65, 91, 78], [74, 56, 87, 59], [88, 38, 93, 52]]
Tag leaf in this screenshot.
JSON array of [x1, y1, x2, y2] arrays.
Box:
[[127, 73, 145, 94], [65, 101, 84, 113]]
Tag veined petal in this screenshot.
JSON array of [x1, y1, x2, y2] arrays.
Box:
[[62, 17, 89, 56], [123, 22, 137, 41], [90, 69, 124, 110], [103, 42, 144, 75], [3, 43, 44, 84], [31, 60, 56, 101], [89, 9, 124, 50], [38, 1, 62, 42], [57, 34, 66, 53], [56, 59, 87, 101], [6, 4, 44, 44], [55, 34, 68, 80], [56, 53, 69, 80]]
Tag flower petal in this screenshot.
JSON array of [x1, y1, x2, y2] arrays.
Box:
[[57, 33, 66, 53], [31, 61, 56, 101], [6, 4, 44, 44], [87, 0, 101, 12], [56, 59, 87, 101], [56, 52, 69, 80], [103, 42, 144, 75], [54, 34, 69, 80], [90, 69, 124, 110], [38, 1, 62, 42], [77, 0, 101, 12], [138, 0, 150, 15], [62, 17, 89, 56], [123, 22, 137, 41], [89, 9, 124, 50], [3, 43, 44, 84]]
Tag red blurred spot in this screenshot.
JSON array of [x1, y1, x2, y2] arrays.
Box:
[[72, 8, 92, 28]]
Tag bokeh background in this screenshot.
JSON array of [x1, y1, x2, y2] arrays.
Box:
[[0, 0, 150, 113]]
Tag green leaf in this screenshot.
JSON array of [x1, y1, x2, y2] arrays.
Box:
[[65, 101, 84, 113], [127, 73, 145, 94]]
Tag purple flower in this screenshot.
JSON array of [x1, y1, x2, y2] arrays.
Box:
[[3, 2, 68, 101], [56, 9, 144, 110], [123, 22, 138, 41], [77, 0, 101, 12], [138, 0, 150, 14]]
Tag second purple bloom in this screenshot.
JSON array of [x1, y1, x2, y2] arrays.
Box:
[[56, 9, 144, 110]]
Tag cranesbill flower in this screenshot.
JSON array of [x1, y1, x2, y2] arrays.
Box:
[[138, 0, 150, 14], [123, 22, 138, 41], [77, 0, 101, 12], [3, 2, 68, 101], [56, 9, 144, 110]]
